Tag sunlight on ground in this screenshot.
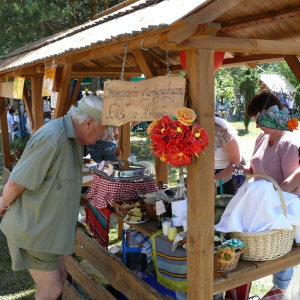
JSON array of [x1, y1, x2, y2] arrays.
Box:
[[1, 289, 36, 300]]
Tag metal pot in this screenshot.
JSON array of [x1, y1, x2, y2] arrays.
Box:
[[215, 194, 234, 225]]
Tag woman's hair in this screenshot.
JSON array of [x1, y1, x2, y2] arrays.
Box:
[[68, 96, 102, 126], [246, 92, 282, 117]]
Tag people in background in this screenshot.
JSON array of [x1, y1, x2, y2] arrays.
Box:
[[234, 91, 300, 293], [7, 108, 19, 132], [214, 116, 244, 195], [0, 95, 108, 300]]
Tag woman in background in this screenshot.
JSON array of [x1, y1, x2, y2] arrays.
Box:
[[215, 116, 244, 195]]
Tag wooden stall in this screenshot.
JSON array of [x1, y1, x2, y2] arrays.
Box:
[[1, 0, 300, 298]]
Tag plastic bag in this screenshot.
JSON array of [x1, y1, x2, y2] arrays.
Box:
[[283, 264, 300, 300]]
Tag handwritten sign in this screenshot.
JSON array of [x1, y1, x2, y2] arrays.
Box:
[[42, 67, 56, 97], [13, 77, 25, 99], [102, 76, 186, 126]]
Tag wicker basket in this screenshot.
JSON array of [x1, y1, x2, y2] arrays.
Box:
[[231, 174, 295, 261], [214, 249, 243, 272]]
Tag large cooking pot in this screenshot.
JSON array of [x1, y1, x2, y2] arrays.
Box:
[[215, 194, 234, 224]]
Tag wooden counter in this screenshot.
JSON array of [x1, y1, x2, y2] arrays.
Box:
[[113, 212, 300, 295]]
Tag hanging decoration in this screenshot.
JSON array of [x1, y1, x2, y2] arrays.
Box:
[[179, 50, 225, 72], [147, 107, 209, 167]]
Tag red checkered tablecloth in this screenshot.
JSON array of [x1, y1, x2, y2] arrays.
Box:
[[87, 173, 156, 210]]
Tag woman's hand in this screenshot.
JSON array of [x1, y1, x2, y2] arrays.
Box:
[[232, 164, 253, 175]]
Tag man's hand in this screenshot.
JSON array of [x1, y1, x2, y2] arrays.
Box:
[[0, 197, 8, 217]]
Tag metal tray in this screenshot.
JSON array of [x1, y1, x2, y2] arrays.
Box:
[[86, 166, 154, 182]]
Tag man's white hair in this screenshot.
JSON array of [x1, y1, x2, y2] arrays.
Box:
[[68, 95, 102, 125]]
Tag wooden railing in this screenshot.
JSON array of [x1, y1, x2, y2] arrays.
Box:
[[63, 227, 169, 300]]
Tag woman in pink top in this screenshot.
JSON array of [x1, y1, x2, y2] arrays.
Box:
[[236, 91, 300, 292]]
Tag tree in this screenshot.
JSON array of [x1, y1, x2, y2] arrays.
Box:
[[239, 69, 259, 130], [0, 0, 125, 57]]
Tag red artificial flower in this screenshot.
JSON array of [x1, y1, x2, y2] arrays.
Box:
[[150, 115, 172, 142], [167, 152, 192, 167], [169, 120, 190, 139], [152, 137, 168, 157], [165, 137, 190, 155], [187, 124, 209, 155]]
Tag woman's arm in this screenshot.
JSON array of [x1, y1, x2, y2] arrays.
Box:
[[215, 138, 241, 181], [0, 179, 25, 217], [280, 167, 300, 194]]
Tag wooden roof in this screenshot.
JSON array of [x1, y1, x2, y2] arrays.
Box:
[[0, 0, 300, 80]]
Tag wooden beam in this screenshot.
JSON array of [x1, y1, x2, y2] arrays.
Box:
[[71, 78, 83, 105], [22, 85, 34, 130], [181, 37, 300, 55], [284, 55, 300, 83], [74, 228, 168, 300], [222, 54, 283, 67], [71, 66, 142, 77], [164, 0, 242, 45], [0, 82, 14, 98], [64, 255, 116, 299], [133, 50, 158, 78], [119, 122, 131, 166], [54, 64, 72, 119], [14, 64, 44, 77], [31, 77, 44, 132], [220, 4, 300, 33], [62, 281, 85, 300], [0, 97, 12, 171], [186, 49, 215, 299]]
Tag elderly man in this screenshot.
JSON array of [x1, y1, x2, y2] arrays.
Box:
[[0, 95, 108, 300]]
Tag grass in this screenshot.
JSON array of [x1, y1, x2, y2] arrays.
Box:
[[0, 120, 272, 298]]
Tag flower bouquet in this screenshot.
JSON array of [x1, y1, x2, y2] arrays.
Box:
[[147, 107, 209, 167]]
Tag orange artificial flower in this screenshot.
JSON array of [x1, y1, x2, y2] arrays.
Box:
[[175, 107, 196, 126], [287, 118, 298, 130]]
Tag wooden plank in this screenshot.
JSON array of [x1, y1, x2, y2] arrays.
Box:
[[119, 122, 130, 168], [182, 37, 300, 55], [0, 98, 12, 171], [31, 77, 44, 132], [165, 0, 242, 45], [74, 228, 168, 300], [71, 78, 83, 105], [186, 49, 215, 299], [71, 66, 142, 76], [64, 255, 116, 300], [62, 280, 85, 300], [0, 82, 14, 98], [155, 157, 168, 185], [133, 50, 158, 78], [23, 85, 34, 130], [222, 54, 283, 67], [284, 55, 300, 83], [213, 247, 300, 295], [220, 4, 300, 33], [54, 64, 72, 119]]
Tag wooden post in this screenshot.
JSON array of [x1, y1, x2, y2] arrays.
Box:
[[54, 64, 72, 119], [133, 49, 168, 184], [71, 78, 83, 105], [0, 97, 12, 171], [186, 49, 215, 299], [31, 77, 44, 132]]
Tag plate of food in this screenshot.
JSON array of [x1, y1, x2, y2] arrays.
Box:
[[124, 207, 149, 224], [124, 216, 149, 224]]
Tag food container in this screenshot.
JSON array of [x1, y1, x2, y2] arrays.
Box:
[[113, 198, 145, 216]]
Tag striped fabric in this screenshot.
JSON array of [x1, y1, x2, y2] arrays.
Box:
[[151, 232, 187, 292], [86, 199, 112, 249]]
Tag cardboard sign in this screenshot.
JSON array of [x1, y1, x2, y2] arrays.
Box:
[[42, 67, 56, 97], [102, 76, 186, 126], [13, 77, 25, 99]]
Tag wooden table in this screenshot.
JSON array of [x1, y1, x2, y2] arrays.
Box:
[[113, 212, 300, 295]]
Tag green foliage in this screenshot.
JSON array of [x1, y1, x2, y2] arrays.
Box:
[[0, 0, 126, 57], [239, 69, 259, 130], [295, 86, 300, 109]]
